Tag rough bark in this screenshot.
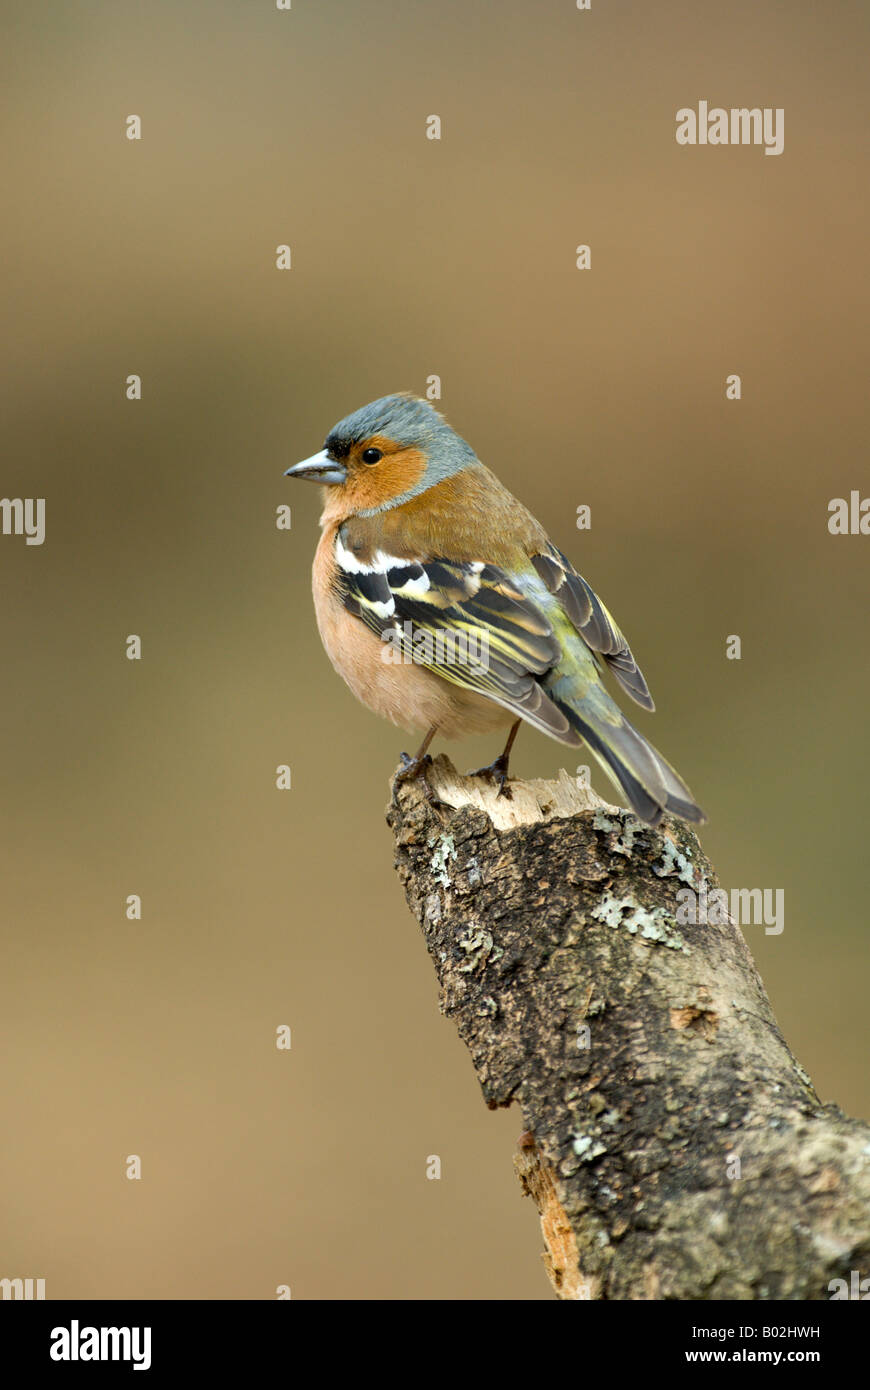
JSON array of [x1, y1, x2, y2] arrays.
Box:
[[386, 756, 870, 1300]]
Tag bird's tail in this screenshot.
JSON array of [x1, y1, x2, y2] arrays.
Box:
[[551, 681, 705, 827]]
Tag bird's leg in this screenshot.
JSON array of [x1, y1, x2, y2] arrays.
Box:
[[467, 719, 521, 799], [395, 725, 440, 805]]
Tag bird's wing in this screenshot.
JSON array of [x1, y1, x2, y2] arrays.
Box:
[[528, 544, 655, 711], [332, 531, 580, 744]]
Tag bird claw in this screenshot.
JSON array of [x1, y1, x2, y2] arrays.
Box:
[[467, 755, 513, 799], [396, 750, 431, 779], [394, 752, 443, 808]]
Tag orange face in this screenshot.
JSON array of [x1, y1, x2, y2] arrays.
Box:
[[285, 432, 428, 519], [333, 435, 428, 512]]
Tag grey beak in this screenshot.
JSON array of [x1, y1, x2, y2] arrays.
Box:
[[284, 449, 347, 485]]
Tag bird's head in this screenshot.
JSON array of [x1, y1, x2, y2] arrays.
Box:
[[285, 393, 477, 516]]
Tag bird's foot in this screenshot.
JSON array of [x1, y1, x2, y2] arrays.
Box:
[[467, 753, 513, 799], [394, 751, 441, 808], [396, 749, 432, 781]]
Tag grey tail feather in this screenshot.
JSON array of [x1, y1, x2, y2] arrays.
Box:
[[559, 705, 705, 827]]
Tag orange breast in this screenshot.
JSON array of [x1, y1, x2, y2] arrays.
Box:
[[310, 524, 512, 739]]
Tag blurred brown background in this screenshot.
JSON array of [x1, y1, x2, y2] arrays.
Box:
[[2, 0, 868, 1299]]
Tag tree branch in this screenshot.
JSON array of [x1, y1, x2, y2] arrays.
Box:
[[387, 756, 870, 1300]]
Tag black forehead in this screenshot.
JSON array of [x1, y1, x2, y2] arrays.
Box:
[[323, 395, 440, 458], [324, 431, 353, 459]]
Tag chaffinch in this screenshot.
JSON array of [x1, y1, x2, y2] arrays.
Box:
[[286, 393, 703, 826]]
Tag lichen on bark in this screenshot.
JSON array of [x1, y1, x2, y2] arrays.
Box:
[[387, 756, 870, 1300]]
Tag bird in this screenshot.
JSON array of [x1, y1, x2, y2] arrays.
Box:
[[285, 393, 704, 827]]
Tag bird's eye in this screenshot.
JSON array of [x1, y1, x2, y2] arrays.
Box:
[[361, 447, 383, 464]]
